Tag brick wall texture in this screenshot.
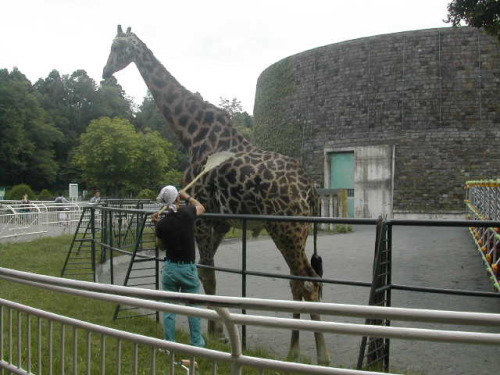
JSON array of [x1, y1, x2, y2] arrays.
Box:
[[254, 27, 500, 213]]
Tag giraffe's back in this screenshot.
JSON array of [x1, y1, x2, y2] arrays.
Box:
[[199, 150, 317, 217]]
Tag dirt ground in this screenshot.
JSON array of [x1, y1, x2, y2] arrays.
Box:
[[101, 224, 500, 374]]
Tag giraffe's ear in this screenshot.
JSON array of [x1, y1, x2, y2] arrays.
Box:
[[126, 27, 132, 34]]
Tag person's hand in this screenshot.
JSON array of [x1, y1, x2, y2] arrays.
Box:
[[151, 211, 160, 223], [178, 190, 190, 200]]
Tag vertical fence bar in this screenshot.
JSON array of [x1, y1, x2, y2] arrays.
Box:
[[241, 218, 247, 351], [8, 309, 12, 365], [61, 324, 65, 375], [0, 306, 3, 375], [49, 320, 53, 375], [100, 334, 105, 375], [27, 313, 32, 374], [38, 317, 42, 374], [16, 311, 21, 370], [91, 208, 97, 283], [133, 343, 138, 375], [73, 327, 78, 375], [86, 331, 91, 375], [109, 210, 114, 285]]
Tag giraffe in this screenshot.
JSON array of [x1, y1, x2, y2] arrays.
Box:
[[103, 26, 330, 365]]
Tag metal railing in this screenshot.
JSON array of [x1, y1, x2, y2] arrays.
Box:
[[60, 207, 500, 370], [0, 201, 83, 242], [2, 267, 500, 375], [0, 200, 160, 243], [464, 179, 500, 291]]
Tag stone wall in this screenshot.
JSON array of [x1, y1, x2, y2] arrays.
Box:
[[254, 27, 500, 215]]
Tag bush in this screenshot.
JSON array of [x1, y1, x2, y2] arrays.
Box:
[[38, 189, 54, 201], [7, 184, 36, 201], [137, 189, 156, 200]]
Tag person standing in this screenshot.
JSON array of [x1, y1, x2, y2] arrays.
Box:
[[54, 193, 70, 222], [152, 185, 206, 347], [89, 190, 101, 203]]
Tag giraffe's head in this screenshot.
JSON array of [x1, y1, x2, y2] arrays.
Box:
[[102, 25, 136, 79]]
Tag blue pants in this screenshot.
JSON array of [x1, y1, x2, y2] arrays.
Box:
[[162, 261, 205, 347]]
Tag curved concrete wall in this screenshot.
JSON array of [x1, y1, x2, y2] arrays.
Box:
[[254, 27, 500, 218]]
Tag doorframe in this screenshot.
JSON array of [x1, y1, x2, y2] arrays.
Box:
[[324, 145, 395, 218]]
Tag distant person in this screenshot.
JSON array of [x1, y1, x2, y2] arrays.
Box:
[[54, 194, 70, 222], [152, 185, 206, 347], [18, 193, 32, 220], [20, 194, 31, 213], [90, 191, 101, 204], [54, 194, 69, 204], [21, 194, 30, 205]]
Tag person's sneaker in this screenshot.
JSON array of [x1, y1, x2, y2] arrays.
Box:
[[179, 359, 198, 369]]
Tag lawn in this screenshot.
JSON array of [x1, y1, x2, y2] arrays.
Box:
[[0, 235, 287, 374]]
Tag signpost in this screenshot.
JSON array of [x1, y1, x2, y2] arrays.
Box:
[[69, 184, 79, 201]]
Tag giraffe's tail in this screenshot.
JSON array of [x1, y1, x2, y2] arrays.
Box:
[[309, 184, 324, 279]]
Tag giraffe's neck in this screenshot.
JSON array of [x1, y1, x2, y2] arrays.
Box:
[[131, 37, 251, 160]]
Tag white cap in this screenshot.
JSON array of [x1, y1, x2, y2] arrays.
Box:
[[157, 185, 179, 206]]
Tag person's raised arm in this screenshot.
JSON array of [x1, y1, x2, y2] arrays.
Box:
[[179, 190, 205, 216]]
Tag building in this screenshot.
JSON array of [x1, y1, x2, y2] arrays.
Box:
[[254, 27, 500, 219]]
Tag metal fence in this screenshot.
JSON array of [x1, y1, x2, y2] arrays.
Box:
[[0, 200, 160, 243], [465, 179, 500, 291], [0, 201, 83, 242], [58, 206, 500, 372], [2, 267, 500, 375]]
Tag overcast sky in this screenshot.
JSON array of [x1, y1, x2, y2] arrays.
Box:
[[2, 0, 453, 114]]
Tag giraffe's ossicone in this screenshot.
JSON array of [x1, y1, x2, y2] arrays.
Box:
[[103, 25, 330, 365]]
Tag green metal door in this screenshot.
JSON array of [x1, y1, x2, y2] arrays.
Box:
[[330, 152, 354, 217]]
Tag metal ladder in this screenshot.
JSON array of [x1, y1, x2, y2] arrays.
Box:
[[60, 207, 100, 282], [112, 210, 161, 321], [357, 216, 392, 372]]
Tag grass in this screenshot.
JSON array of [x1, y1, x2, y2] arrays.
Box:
[[0, 235, 288, 374]]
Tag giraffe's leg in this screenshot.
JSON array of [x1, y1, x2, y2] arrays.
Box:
[[288, 280, 303, 360], [301, 282, 331, 365], [195, 219, 229, 338], [267, 221, 331, 366]]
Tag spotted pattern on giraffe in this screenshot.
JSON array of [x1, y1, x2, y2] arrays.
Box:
[[103, 25, 330, 365]]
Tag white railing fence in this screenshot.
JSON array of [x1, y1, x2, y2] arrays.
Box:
[[0, 201, 83, 242], [1, 267, 500, 375]]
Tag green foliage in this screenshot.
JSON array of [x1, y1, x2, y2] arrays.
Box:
[[38, 188, 54, 201], [447, 0, 500, 40], [162, 169, 184, 187], [253, 59, 303, 158], [0, 66, 188, 198], [137, 188, 156, 200], [218, 97, 255, 141], [334, 224, 353, 234], [7, 184, 36, 200], [134, 93, 189, 169], [0, 68, 63, 190], [73, 117, 178, 196], [34, 70, 134, 190]]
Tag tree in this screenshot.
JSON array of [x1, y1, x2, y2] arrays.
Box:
[[134, 92, 189, 169], [218, 97, 244, 117], [73, 117, 177, 196], [447, 0, 500, 40], [218, 97, 254, 140], [0, 68, 63, 190], [35, 70, 135, 190], [96, 77, 134, 120]]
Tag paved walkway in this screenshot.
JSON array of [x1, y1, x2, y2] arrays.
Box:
[[102, 224, 500, 374]]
